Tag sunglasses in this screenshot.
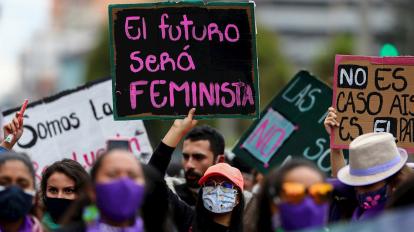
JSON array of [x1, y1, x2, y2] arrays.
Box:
[[275, 182, 333, 205], [203, 180, 237, 193]]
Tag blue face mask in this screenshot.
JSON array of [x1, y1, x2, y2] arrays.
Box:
[[0, 185, 34, 221], [356, 184, 388, 210], [202, 186, 238, 213]]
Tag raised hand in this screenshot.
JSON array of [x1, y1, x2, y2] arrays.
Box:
[[324, 107, 339, 135], [1, 113, 24, 150], [163, 108, 198, 147]]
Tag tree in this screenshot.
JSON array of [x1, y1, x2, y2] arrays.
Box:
[[312, 34, 355, 86]]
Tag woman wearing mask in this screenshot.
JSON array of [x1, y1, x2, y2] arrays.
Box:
[[0, 152, 43, 232], [192, 163, 244, 232], [40, 159, 90, 230], [149, 108, 245, 232], [58, 148, 146, 231], [324, 107, 413, 221], [250, 159, 332, 232]]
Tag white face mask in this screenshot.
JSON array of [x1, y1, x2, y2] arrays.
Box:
[[202, 186, 238, 213]]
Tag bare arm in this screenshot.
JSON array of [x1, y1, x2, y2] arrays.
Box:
[[324, 107, 346, 178]]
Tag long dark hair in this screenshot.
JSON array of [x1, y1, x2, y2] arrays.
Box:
[[193, 185, 245, 232], [41, 159, 90, 200], [254, 159, 325, 232]]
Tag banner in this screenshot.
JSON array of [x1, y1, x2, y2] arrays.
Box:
[[2, 78, 153, 181], [109, 1, 259, 120], [232, 71, 332, 173], [332, 55, 414, 151]]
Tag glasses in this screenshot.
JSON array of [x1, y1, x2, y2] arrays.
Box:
[[275, 182, 333, 205], [203, 180, 237, 193]]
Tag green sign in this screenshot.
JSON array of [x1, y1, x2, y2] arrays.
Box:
[[232, 71, 332, 173]]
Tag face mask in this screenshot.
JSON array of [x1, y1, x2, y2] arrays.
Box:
[[202, 186, 238, 213], [357, 184, 388, 210], [0, 185, 34, 221], [95, 178, 145, 222], [275, 197, 328, 231], [44, 197, 73, 223]]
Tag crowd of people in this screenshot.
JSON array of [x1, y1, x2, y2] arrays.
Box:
[[1, 107, 414, 232]]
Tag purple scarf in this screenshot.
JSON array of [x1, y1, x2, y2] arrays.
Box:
[[352, 201, 386, 221], [0, 216, 40, 232], [86, 218, 143, 232]]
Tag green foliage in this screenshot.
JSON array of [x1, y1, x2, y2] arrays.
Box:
[[256, 26, 292, 109], [85, 27, 110, 82], [312, 34, 354, 86]]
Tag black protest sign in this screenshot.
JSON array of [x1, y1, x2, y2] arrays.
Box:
[[232, 71, 332, 174], [332, 55, 414, 152], [109, 1, 259, 120]]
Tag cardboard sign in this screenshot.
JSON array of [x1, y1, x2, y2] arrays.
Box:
[[232, 71, 332, 173], [2, 78, 153, 181], [109, 1, 259, 120], [332, 55, 414, 151]]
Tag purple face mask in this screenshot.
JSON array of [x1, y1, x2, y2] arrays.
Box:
[[95, 178, 145, 222], [275, 197, 328, 231]]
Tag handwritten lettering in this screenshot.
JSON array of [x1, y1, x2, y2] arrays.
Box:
[[158, 13, 240, 43]]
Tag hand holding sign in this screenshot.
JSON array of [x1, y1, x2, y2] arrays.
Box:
[[163, 108, 198, 147], [1, 112, 24, 150], [324, 107, 339, 135]]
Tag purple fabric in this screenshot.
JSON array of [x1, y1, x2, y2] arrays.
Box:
[[17, 216, 33, 232], [327, 178, 386, 222], [352, 201, 386, 221], [327, 178, 355, 199], [86, 218, 143, 232], [95, 178, 145, 222], [350, 155, 401, 176], [278, 197, 328, 231]]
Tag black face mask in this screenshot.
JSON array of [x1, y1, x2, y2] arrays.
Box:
[[0, 186, 34, 221], [44, 197, 74, 223]]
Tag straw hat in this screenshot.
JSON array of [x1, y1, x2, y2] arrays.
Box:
[[337, 132, 407, 186]]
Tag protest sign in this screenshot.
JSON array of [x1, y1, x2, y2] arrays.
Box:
[[232, 71, 332, 174], [332, 55, 414, 151], [2, 78, 153, 181], [109, 1, 259, 120]]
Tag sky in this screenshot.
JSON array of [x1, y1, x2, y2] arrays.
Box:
[[0, 0, 51, 100]]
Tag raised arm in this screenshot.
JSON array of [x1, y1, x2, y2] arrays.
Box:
[[324, 107, 346, 178], [149, 108, 198, 176]]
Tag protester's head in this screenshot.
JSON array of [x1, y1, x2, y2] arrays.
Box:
[[0, 152, 36, 222], [256, 159, 331, 232], [337, 132, 409, 209], [40, 159, 90, 223], [89, 149, 145, 224], [182, 125, 225, 188], [195, 163, 244, 232]]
